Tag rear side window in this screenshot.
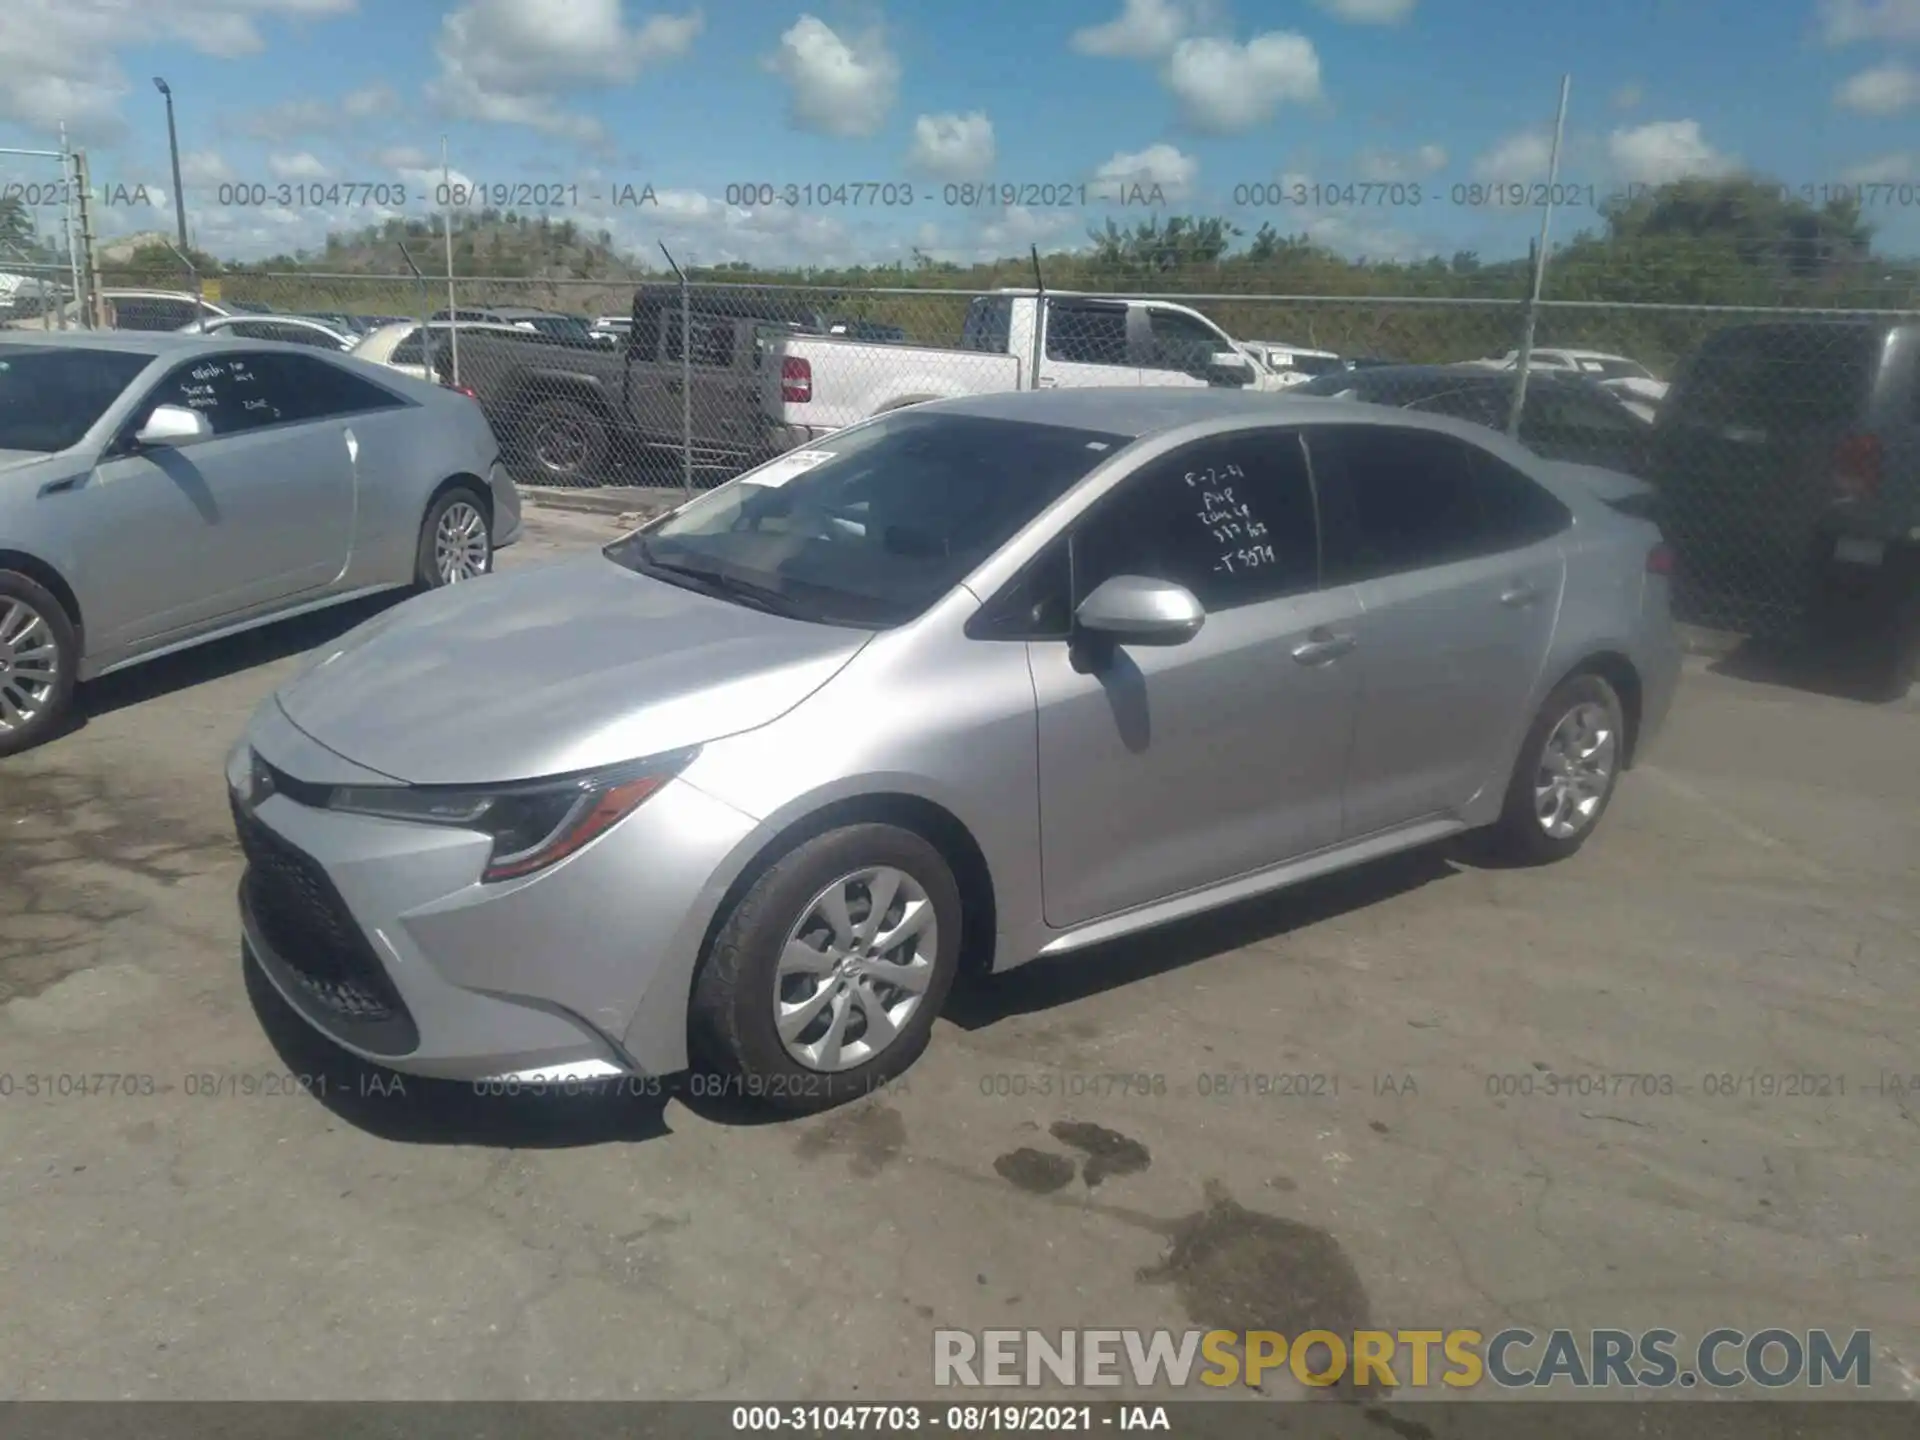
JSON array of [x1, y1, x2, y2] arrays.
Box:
[[1308, 425, 1565, 579], [1666, 324, 1881, 427], [267, 354, 406, 421], [111, 297, 200, 331]]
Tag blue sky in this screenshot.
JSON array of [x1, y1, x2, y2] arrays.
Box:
[[1, 0, 1916, 267]]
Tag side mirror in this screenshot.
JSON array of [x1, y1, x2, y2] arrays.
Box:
[[1205, 351, 1256, 387], [1074, 574, 1205, 647], [134, 404, 213, 448]]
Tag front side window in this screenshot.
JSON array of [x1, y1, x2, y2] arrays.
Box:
[[605, 410, 1129, 627], [1072, 430, 1321, 611], [0, 346, 155, 452], [665, 314, 735, 368], [137, 351, 293, 437], [1143, 308, 1229, 374]]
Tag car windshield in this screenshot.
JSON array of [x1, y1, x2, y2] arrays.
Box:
[[604, 410, 1130, 628], [1287, 354, 1344, 376], [0, 345, 153, 452]]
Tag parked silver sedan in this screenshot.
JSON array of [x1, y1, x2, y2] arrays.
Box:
[[0, 332, 521, 754], [228, 388, 1679, 1110]]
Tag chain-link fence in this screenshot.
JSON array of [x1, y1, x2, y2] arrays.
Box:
[[64, 261, 1920, 641], [0, 142, 88, 330]]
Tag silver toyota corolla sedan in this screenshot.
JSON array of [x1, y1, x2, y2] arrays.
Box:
[[229, 388, 1681, 1110], [0, 332, 521, 754]]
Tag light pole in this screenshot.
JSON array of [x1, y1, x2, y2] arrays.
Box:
[[153, 77, 189, 252]]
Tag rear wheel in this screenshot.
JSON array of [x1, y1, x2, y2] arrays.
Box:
[[516, 397, 609, 485], [414, 486, 493, 590], [0, 571, 79, 757], [690, 824, 963, 1114], [1487, 673, 1626, 865]]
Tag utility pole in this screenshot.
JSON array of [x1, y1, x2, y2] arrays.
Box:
[[154, 78, 190, 252]]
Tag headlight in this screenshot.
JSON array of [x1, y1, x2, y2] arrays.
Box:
[[325, 750, 695, 883]]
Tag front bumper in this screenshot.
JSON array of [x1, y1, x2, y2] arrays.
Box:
[[227, 723, 755, 1082]]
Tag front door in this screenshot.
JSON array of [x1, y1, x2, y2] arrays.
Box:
[[1030, 428, 1362, 929], [1304, 424, 1568, 837], [80, 351, 356, 647]]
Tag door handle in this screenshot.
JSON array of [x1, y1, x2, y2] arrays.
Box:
[[1499, 583, 1541, 607], [1290, 630, 1355, 665]]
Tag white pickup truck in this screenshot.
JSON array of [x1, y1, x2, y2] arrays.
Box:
[[761, 289, 1274, 437]]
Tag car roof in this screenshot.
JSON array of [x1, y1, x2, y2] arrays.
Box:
[[925, 386, 1562, 448], [0, 330, 245, 356]]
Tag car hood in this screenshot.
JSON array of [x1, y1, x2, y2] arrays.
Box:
[[0, 449, 70, 476], [275, 556, 872, 785]]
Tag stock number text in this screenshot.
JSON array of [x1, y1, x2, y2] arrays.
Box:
[[216, 182, 407, 209]]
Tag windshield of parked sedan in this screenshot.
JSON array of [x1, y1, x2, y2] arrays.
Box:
[[0, 346, 154, 453], [605, 410, 1130, 627]]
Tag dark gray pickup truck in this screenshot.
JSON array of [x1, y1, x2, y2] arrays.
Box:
[[447, 287, 821, 485]]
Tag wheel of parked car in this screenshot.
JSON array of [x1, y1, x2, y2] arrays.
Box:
[[414, 485, 494, 589], [0, 570, 79, 757], [690, 823, 964, 1113], [517, 397, 609, 486], [1488, 672, 1627, 865]]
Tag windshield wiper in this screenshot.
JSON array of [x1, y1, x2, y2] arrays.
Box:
[[626, 542, 807, 618]]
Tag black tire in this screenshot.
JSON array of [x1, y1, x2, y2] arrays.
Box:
[[1858, 591, 1919, 704], [413, 485, 494, 591], [515, 396, 610, 486], [0, 570, 79, 758], [689, 823, 964, 1114], [1486, 672, 1627, 866]]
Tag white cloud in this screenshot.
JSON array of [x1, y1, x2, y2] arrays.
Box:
[[1819, 0, 1920, 44], [1612, 82, 1644, 109], [1165, 32, 1321, 132], [232, 85, 400, 141], [430, 0, 700, 143], [1071, 0, 1189, 57], [0, 0, 357, 143], [268, 152, 331, 181], [1840, 152, 1912, 182], [1092, 143, 1198, 201], [906, 112, 995, 181], [1312, 0, 1416, 25], [1836, 61, 1920, 114], [179, 151, 235, 187], [374, 146, 431, 170], [1607, 120, 1736, 184], [766, 14, 898, 138], [1355, 143, 1446, 181], [1472, 130, 1555, 181]]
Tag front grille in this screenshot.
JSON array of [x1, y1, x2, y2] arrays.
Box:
[[231, 795, 412, 1032]]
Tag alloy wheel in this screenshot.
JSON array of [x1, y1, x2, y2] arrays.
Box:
[[433, 501, 489, 584], [0, 597, 60, 736], [773, 867, 939, 1073], [1534, 701, 1617, 840], [535, 418, 587, 474]]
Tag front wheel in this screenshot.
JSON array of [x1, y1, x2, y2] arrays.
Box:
[[0, 570, 79, 757], [414, 486, 493, 590], [1487, 673, 1626, 865], [689, 824, 964, 1114]]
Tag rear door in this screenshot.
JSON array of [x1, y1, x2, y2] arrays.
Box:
[[1652, 323, 1884, 627], [1037, 299, 1140, 388], [1306, 423, 1569, 837]]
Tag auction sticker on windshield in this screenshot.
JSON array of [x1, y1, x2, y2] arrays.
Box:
[[746, 450, 838, 487]]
